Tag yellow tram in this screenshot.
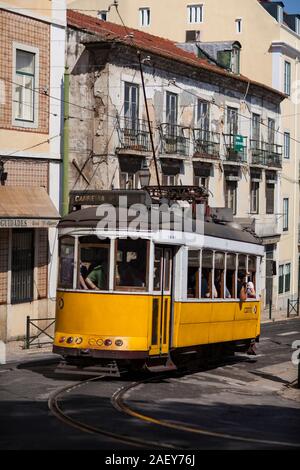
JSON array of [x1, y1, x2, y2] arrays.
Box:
[[53, 190, 263, 371]]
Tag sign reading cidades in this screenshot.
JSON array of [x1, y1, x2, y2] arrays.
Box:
[[0, 219, 59, 228]]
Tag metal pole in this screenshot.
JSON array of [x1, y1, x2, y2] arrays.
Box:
[[62, 66, 70, 216], [269, 300, 272, 320], [137, 51, 161, 194], [298, 354, 300, 389], [25, 316, 30, 349], [297, 298, 299, 316], [287, 299, 290, 318]]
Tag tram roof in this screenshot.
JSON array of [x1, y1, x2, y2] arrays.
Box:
[[59, 207, 261, 246]]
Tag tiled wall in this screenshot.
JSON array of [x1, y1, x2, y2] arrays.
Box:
[[0, 230, 9, 304], [0, 9, 50, 133], [5, 159, 48, 188]]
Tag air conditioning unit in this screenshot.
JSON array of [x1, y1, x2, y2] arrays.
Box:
[[185, 30, 201, 42]]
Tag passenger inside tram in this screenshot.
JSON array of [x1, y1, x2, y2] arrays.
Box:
[[116, 239, 147, 289]]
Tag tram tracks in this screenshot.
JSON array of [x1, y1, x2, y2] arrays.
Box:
[[48, 373, 177, 449], [49, 371, 300, 449]]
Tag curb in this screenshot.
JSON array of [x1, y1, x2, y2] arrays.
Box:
[[261, 316, 300, 324]]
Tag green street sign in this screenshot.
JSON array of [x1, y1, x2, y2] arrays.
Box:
[[234, 134, 244, 152]]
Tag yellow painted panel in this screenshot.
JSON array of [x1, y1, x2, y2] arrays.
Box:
[[232, 321, 257, 341], [234, 301, 260, 321], [55, 291, 151, 337], [210, 302, 235, 322], [54, 332, 148, 351], [176, 323, 210, 347], [208, 322, 233, 343], [177, 302, 212, 324]]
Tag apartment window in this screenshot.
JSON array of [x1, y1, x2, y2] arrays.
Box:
[[235, 18, 242, 33], [166, 92, 178, 127], [13, 48, 38, 123], [11, 229, 34, 304], [252, 113, 260, 141], [197, 100, 210, 130], [268, 118, 275, 145], [283, 198, 289, 231], [225, 181, 237, 215], [284, 61, 291, 96], [187, 4, 203, 24], [120, 172, 139, 189], [139, 7, 150, 26], [162, 174, 178, 186], [250, 181, 259, 214], [227, 107, 238, 135], [266, 183, 275, 214], [124, 82, 139, 129], [97, 10, 107, 20], [279, 263, 291, 294], [284, 132, 290, 159], [194, 175, 208, 189]]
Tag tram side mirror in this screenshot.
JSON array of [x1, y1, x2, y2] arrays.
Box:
[[272, 261, 277, 276]]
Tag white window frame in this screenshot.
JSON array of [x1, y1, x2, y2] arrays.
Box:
[[235, 18, 242, 34], [139, 7, 150, 27], [284, 61, 291, 96], [187, 4, 203, 24], [283, 198, 289, 232], [12, 42, 39, 129], [283, 132, 290, 159], [97, 10, 108, 21]]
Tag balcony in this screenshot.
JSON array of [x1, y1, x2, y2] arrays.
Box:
[[193, 128, 220, 159], [250, 140, 282, 169], [117, 118, 151, 153], [223, 134, 247, 163], [160, 123, 189, 156]]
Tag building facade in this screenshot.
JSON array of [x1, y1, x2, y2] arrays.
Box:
[[0, 1, 66, 342], [67, 0, 300, 311], [66, 11, 285, 308]]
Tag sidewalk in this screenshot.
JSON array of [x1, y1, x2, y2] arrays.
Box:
[[261, 308, 300, 324], [0, 339, 59, 366]]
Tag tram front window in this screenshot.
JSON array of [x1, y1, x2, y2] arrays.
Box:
[[58, 236, 75, 289], [237, 254, 247, 297], [214, 252, 225, 298], [78, 237, 110, 290], [115, 239, 148, 290]]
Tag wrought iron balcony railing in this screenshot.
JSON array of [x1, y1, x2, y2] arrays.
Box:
[[160, 123, 189, 156], [117, 118, 151, 152], [193, 128, 220, 158], [250, 140, 282, 168], [223, 134, 247, 163]]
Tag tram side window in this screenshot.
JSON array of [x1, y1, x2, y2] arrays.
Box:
[[187, 250, 200, 298], [78, 236, 110, 290], [226, 253, 236, 298], [58, 236, 75, 289], [201, 250, 213, 298], [247, 256, 257, 298], [115, 239, 148, 290], [214, 252, 226, 298], [237, 254, 247, 297]]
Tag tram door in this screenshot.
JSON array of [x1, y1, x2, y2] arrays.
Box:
[[150, 246, 173, 355]]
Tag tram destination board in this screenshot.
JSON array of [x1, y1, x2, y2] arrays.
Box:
[[69, 190, 152, 210]]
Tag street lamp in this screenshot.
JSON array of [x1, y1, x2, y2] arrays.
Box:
[[139, 165, 151, 188]]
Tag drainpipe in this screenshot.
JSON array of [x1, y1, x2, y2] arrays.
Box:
[[62, 66, 69, 216]]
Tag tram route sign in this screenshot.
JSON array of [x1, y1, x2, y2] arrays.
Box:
[[69, 190, 151, 210]]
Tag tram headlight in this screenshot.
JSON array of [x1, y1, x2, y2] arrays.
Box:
[[115, 339, 123, 347], [104, 339, 112, 347], [74, 337, 82, 345], [96, 339, 103, 346], [59, 336, 66, 343], [88, 338, 96, 346], [66, 337, 73, 344]]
